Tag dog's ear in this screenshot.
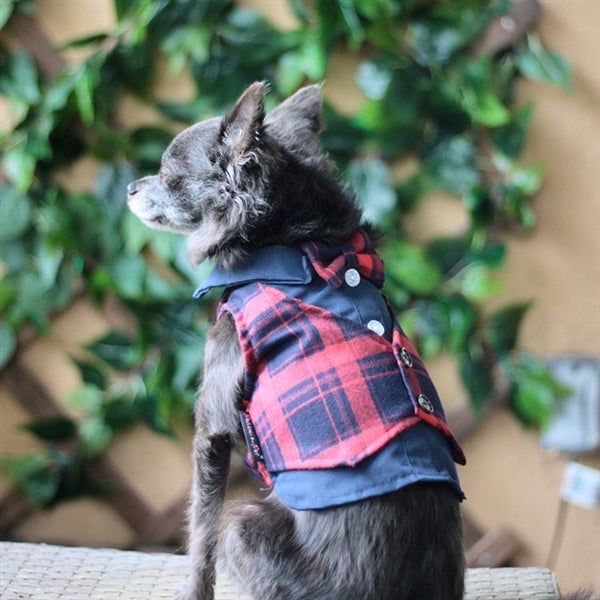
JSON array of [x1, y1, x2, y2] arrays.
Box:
[[265, 84, 323, 161], [219, 81, 267, 159]]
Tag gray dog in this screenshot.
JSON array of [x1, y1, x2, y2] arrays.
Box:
[[127, 82, 468, 600]]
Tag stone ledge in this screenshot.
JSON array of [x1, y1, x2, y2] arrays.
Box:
[[0, 541, 561, 599]]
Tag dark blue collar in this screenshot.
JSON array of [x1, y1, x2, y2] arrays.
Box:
[[192, 245, 312, 299]]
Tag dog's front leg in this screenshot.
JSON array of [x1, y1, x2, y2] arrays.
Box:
[[179, 313, 243, 600]]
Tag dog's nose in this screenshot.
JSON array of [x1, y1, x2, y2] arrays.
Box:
[[127, 181, 138, 196]]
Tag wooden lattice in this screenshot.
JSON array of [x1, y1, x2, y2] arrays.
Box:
[[1, 10, 521, 567]]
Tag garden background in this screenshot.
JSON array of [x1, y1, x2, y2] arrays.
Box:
[[1, 0, 599, 593]]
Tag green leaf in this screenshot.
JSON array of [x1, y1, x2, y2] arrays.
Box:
[[513, 375, 553, 427], [485, 302, 531, 355], [356, 60, 393, 101], [320, 106, 367, 167], [356, 64, 421, 156], [109, 254, 147, 299], [469, 240, 507, 269], [489, 174, 540, 229], [0, 322, 17, 367], [0, 50, 40, 104], [145, 267, 185, 301], [102, 396, 139, 432], [22, 417, 77, 442], [121, 211, 154, 253], [462, 187, 495, 227], [426, 236, 470, 275], [156, 97, 209, 123], [459, 342, 493, 410], [73, 61, 99, 125], [276, 52, 306, 96], [173, 343, 202, 391], [42, 71, 77, 113], [410, 21, 463, 66], [220, 7, 296, 68], [86, 330, 139, 370], [0, 275, 17, 310], [346, 158, 396, 225], [0, 185, 31, 241], [450, 264, 503, 301], [445, 296, 477, 353], [35, 246, 64, 289], [462, 89, 510, 127], [78, 416, 113, 456], [74, 359, 107, 389], [149, 231, 180, 262], [511, 163, 545, 195], [130, 127, 173, 172], [9, 271, 55, 331], [1, 452, 62, 507], [423, 135, 480, 195], [58, 33, 110, 50], [396, 173, 428, 213], [385, 241, 443, 295], [0, 0, 14, 29], [298, 33, 327, 80], [507, 352, 572, 428], [407, 300, 448, 358], [338, 0, 366, 47], [491, 103, 534, 158], [2, 148, 37, 193], [65, 383, 104, 413], [138, 393, 175, 437], [106, 41, 155, 95], [517, 34, 573, 92], [161, 24, 211, 74], [94, 162, 136, 223], [288, 0, 310, 23]]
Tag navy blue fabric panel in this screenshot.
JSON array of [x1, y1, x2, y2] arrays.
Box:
[[274, 276, 394, 343], [193, 246, 312, 298], [271, 422, 464, 510]]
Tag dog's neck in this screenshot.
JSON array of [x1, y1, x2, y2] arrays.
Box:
[[259, 161, 362, 245]]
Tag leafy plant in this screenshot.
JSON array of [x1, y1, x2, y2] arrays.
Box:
[[0, 0, 572, 508]]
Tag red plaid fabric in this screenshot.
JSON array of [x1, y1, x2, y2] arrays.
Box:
[[301, 229, 385, 289], [218, 233, 465, 482]]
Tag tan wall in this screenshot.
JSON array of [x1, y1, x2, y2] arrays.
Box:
[[458, 2, 600, 592], [1, 0, 598, 593]]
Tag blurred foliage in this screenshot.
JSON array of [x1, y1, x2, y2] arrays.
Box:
[[1, 0, 572, 507]]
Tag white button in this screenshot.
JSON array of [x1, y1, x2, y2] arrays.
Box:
[[418, 394, 434, 413], [367, 320, 385, 336], [344, 268, 361, 287]]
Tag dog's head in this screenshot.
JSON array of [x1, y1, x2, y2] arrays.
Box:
[[127, 82, 344, 267]]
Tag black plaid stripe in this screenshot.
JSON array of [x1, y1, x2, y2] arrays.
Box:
[[280, 368, 361, 460], [252, 409, 286, 471], [249, 288, 325, 378], [356, 351, 416, 424]]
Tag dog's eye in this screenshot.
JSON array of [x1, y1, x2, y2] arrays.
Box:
[[160, 173, 182, 189]]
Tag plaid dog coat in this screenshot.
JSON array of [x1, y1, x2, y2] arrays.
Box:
[[194, 230, 465, 509]]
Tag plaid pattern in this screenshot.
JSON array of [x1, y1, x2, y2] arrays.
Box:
[[219, 232, 465, 481], [301, 229, 385, 289]]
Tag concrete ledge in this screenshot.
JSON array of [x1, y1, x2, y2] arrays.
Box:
[[0, 541, 561, 599]]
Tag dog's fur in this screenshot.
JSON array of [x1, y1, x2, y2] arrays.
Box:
[[127, 82, 466, 600]]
